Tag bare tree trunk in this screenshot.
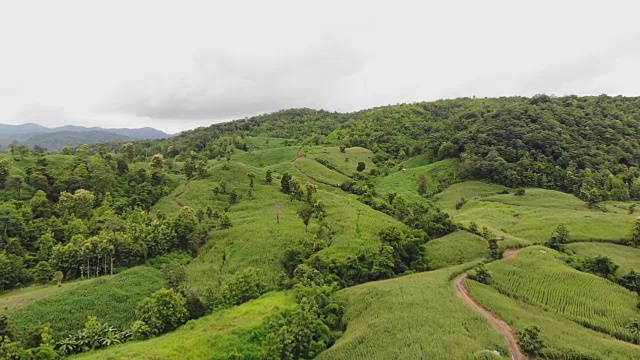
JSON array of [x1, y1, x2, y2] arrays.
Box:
[[110, 256, 114, 275]]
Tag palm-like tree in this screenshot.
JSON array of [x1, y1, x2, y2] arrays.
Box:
[[56, 338, 80, 356]]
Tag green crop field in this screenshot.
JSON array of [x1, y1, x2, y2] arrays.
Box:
[[7, 266, 164, 340], [467, 281, 640, 359], [423, 230, 487, 270], [375, 159, 459, 202], [231, 146, 298, 168], [306, 146, 376, 176], [0, 278, 99, 311], [436, 182, 637, 244], [566, 242, 640, 275], [317, 264, 508, 360], [71, 292, 295, 360], [243, 136, 292, 149], [293, 157, 352, 186], [479, 246, 639, 342]]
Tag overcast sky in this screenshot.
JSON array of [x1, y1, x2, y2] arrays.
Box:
[[0, 1, 639, 134]]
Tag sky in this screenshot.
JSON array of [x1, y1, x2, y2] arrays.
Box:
[[0, 1, 639, 134]]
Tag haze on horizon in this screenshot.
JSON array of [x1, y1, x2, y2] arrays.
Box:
[[0, 0, 639, 134]]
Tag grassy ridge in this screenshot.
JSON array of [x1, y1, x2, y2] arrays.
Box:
[[423, 230, 487, 270], [306, 146, 376, 176], [7, 267, 164, 340], [71, 292, 295, 360], [566, 242, 640, 275], [376, 159, 458, 202], [231, 146, 298, 168], [0, 279, 99, 312], [152, 161, 403, 293], [482, 246, 638, 342], [467, 281, 640, 359], [317, 264, 507, 360], [437, 182, 636, 244], [293, 157, 352, 186]]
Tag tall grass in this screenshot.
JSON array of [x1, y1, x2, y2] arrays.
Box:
[[482, 246, 639, 342], [467, 281, 640, 359], [71, 292, 295, 360], [423, 230, 487, 270], [317, 265, 507, 360], [8, 266, 163, 340]]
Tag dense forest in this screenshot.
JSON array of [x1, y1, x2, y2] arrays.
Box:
[[2, 94, 640, 358], [138, 95, 640, 204]]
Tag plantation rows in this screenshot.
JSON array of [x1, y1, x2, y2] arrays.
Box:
[[487, 249, 639, 342]]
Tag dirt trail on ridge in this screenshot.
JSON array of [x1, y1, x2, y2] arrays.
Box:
[[174, 180, 191, 208], [453, 248, 528, 360]]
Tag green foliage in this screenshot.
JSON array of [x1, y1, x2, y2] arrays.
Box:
[[468, 264, 492, 284], [33, 261, 53, 284], [135, 288, 188, 336], [517, 326, 544, 356], [219, 267, 267, 307], [546, 224, 569, 251]]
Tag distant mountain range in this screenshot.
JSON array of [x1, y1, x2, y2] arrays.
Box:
[[0, 123, 170, 152]]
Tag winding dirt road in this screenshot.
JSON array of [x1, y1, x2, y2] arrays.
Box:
[[453, 249, 528, 360]]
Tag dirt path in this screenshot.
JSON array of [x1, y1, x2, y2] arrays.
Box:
[[453, 249, 528, 360], [174, 180, 190, 208]]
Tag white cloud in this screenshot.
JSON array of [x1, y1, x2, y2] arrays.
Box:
[[0, 0, 638, 133]]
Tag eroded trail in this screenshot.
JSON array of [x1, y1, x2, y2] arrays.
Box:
[[174, 180, 191, 208], [453, 250, 528, 360]]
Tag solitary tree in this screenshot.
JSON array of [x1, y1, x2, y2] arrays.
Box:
[[631, 217, 640, 247], [356, 162, 366, 172], [53, 271, 64, 287], [304, 182, 317, 204], [297, 205, 314, 234], [517, 326, 545, 356], [546, 223, 569, 251], [265, 169, 273, 185], [247, 172, 256, 189], [136, 288, 188, 336], [488, 238, 501, 260]]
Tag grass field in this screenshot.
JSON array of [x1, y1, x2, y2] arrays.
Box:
[[231, 146, 298, 168], [467, 281, 640, 359], [7, 266, 164, 340], [317, 264, 508, 360], [152, 161, 403, 293], [0, 278, 99, 311], [436, 182, 637, 244], [293, 157, 352, 186], [375, 159, 459, 202], [306, 146, 376, 176], [566, 242, 640, 275], [479, 246, 639, 342], [243, 136, 292, 150], [72, 292, 295, 360], [423, 230, 488, 270]]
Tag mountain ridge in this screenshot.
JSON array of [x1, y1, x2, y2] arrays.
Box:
[[0, 123, 170, 152]]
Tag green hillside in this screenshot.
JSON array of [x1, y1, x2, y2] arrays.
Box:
[[423, 230, 487, 270], [566, 242, 640, 274], [5, 96, 640, 359], [317, 264, 507, 360], [7, 267, 163, 341], [437, 182, 637, 244], [71, 292, 295, 360], [477, 247, 638, 342]]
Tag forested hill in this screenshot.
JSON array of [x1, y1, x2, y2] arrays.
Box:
[[140, 95, 640, 203]]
